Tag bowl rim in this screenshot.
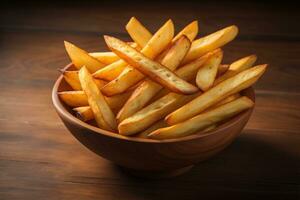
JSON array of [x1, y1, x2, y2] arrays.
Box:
[[52, 63, 255, 144]]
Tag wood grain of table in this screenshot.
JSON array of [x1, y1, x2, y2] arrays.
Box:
[[0, 1, 299, 199]]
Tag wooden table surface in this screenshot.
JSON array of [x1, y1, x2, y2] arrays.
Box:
[[0, 1, 299, 199]]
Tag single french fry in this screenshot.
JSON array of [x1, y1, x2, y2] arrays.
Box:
[[78, 66, 117, 130], [149, 96, 253, 139], [89, 42, 140, 65], [58, 90, 131, 111], [217, 64, 229, 76], [136, 120, 168, 138], [214, 55, 257, 85], [182, 25, 238, 64], [156, 20, 199, 60], [173, 20, 198, 42], [64, 41, 106, 73], [73, 106, 94, 122], [211, 93, 241, 109], [93, 19, 174, 81], [60, 70, 107, 90], [117, 36, 191, 122], [118, 92, 198, 135], [103, 36, 198, 95], [196, 50, 223, 91], [126, 17, 153, 47], [89, 52, 119, 64], [166, 64, 267, 125], [58, 91, 88, 107]]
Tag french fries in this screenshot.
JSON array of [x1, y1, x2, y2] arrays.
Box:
[[60, 70, 107, 90], [93, 19, 174, 81], [148, 96, 253, 139], [126, 17, 153, 47], [58, 17, 267, 140], [166, 64, 267, 125], [117, 36, 191, 122], [182, 25, 238, 64], [89, 52, 119, 64], [104, 35, 198, 95], [79, 66, 117, 131], [196, 50, 223, 91], [136, 120, 168, 138], [101, 20, 199, 95], [214, 54, 257, 85], [64, 41, 106, 73], [118, 92, 198, 135], [73, 106, 94, 122], [58, 90, 131, 111]]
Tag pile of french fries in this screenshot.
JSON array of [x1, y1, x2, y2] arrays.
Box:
[[58, 17, 267, 140]]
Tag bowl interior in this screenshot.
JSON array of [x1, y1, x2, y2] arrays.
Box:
[[52, 64, 255, 143]]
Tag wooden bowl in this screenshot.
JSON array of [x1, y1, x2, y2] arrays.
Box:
[[52, 64, 255, 178]]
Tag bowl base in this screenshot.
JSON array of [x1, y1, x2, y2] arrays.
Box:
[[119, 165, 194, 179]]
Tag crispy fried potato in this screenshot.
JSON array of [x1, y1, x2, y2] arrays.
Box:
[[89, 52, 119, 64], [64, 41, 106, 73], [217, 64, 229, 76], [58, 91, 88, 107], [166, 64, 267, 125], [173, 21, 198, 42], [182, 25, 238, 64], [126, 17, 152, 47], [196, 50, 223, 91], [60, 70, 107, 90], [156, 20, 198, 60], [117, 36, 191, 122], [93, 19, 174, 81], [58, 90, 131, 111], [135, 120, 168, 138], [214, 54, 257, 85], [211, 93, 241, 108], [202, 124, 217, 133], [79, 66, 117, 130], [104, 36, 198, 95], [73, 106, 94, 122], [149, 96, 253, 139], [118, 92, 198, 135]]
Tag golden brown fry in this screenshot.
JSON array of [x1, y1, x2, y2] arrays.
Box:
[[149, 96, 253, 139], [126, 17, 152, 47], [182, 25, 238, 64], [211, 93, 241, 109], [64, 41, 106, 73], [103, 35, 198, 95], [117, 36, 191, 122], [118, 92, 198, 135], [58, 91, 88, 107], [135, 120, 168, 138], [166, 64, 267, 125], [196, 50, 223, 91], [93, 19, 174, 81], [217, 64, 229, 76], [60, 70, 107, 90], [89, 52, 119, 64], [73, 106, 94, 122], [173, 20, 198, 42], [79, 66, 117, 131], [58, 90, 131, 112], [214, 55, 257, 85]]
